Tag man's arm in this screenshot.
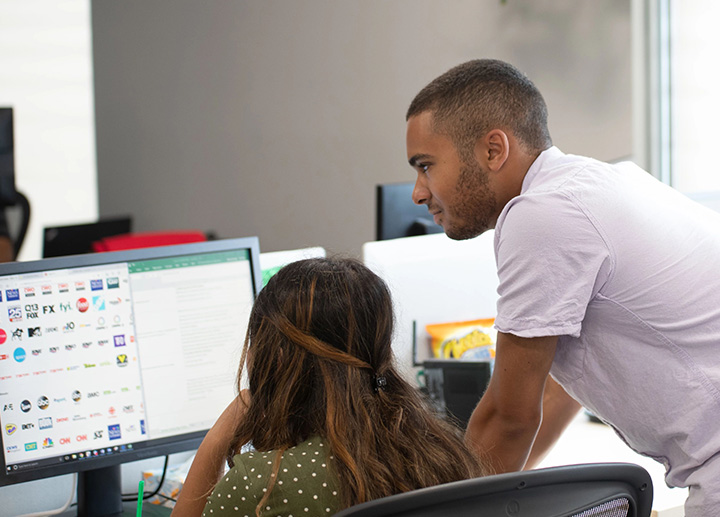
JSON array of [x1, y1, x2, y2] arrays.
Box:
[[523, 376, 582, 470], [172, 391, 249, 517], [464, 331, 558, 473]]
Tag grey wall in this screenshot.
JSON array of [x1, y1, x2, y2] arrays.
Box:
[[92, 0, 631, 257]]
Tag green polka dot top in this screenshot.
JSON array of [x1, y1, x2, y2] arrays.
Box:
[[203, 436, 343, 517]]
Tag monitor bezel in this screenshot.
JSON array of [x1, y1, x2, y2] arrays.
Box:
[[0, 236, 262, 487]]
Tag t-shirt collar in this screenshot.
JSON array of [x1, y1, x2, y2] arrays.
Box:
[[521, 146, 564, 194]]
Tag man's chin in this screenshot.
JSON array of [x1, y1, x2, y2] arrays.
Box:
[[444, 224, 487, 241]]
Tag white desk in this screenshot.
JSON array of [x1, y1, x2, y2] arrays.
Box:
[[538, 413, 687, 516]]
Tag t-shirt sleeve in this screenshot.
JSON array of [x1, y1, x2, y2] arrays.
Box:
[[203, 456, 256, 516], [494, 192, 612, 338]]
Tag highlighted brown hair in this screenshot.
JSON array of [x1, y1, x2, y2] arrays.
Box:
[[225, 258, 487, 514]]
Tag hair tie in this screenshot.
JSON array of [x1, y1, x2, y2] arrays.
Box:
[[373, 374, 387, 393]]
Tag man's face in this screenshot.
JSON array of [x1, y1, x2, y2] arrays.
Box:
[[406, 111, 498, 240]]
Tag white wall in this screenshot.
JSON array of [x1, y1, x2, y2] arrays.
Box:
[[0, 1, 98, 513], [92, 0, 632, 258], [0, 1, 98, 261]]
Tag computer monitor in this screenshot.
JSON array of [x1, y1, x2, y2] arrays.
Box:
[[0, 108, 17, 206], [376, 182, 443, 241], [0, 237, 262, 515], [43, 217, 133, 258]]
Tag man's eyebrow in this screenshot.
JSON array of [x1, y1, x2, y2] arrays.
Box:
[[408, 153, 433, 167]]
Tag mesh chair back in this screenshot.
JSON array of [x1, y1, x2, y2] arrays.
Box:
[[333, 463, 653, 517]]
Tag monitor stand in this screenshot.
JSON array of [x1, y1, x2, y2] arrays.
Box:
[[77, 465, 123, 517]]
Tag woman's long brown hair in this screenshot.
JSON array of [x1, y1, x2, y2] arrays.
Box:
[[225, 258, 487, 514]]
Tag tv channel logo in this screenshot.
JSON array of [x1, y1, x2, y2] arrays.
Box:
[[113, 335, 126, 348], [24, 304, 39, 319], [13, 347, 26, 363], [5, 423, 17, 435], [107, 277, 119, 289], [20, 400, 31, 413], [90, 279, 104, 291], [37, 396, 50, 410], [76, 298, 89, 313], [5, 289, 19, 301], [38, 417, 53, 430], [0, 328, 6, 345], [92, 296, 105, 311], [107, 424, 121, 441], [116, 354, 128, 367], [24, 442, 37, 452], [8, 306, 22, 323]]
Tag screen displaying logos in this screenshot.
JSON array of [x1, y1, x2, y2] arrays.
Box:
[[0, 249, 254, 475]]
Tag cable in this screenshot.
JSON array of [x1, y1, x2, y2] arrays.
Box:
[[121, 455, 170, 502], [15, 473, 77, 517]]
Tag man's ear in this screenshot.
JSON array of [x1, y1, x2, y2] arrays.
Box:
[[474, 129, 510, 172]]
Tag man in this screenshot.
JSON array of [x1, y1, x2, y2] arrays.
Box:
[[405, 59, 720, 516]]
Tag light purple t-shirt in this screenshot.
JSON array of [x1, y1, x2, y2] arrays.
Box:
[[494, 147, 720, 512]]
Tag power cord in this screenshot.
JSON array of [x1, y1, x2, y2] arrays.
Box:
[[121, 455, 170, 502]]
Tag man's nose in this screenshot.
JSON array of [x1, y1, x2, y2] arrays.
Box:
[[412, 176, 429, 205]]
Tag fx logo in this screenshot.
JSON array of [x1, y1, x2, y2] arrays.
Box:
[[42, 305, 55, 314]]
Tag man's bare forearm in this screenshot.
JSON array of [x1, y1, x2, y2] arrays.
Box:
[[523, 377, 582, 470]]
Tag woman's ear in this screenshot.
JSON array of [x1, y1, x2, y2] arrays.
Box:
[[474, 129, 510, 172]]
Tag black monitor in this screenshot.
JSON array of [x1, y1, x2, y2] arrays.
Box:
[[0, 108, 17, 206], [43, 217, 133, 258], [0, 237, 262, 515], [376, 182, 443, 240]]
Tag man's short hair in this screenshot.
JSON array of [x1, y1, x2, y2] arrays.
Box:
[[406, 59, 552, 158]]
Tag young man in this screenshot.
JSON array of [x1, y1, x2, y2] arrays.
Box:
[[406, 59, 720, 516]]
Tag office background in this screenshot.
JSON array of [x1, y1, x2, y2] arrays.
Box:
[[1, 0, 677, 515], [3, 0, 631, 262]]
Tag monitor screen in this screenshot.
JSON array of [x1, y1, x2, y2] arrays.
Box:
[[42, 217, 133, 258], [376, 182, 443, 240], [0, 108, 16, 205], [0, 237, 261, 513]]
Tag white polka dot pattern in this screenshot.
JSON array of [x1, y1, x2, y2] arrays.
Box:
[[202, 436, 341, 517]]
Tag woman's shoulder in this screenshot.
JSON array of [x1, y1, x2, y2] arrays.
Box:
[[202, 436, 342, 517]]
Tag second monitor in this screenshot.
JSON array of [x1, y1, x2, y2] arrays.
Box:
[[376, 182, 443, 241], [43, 216, 133, 258]]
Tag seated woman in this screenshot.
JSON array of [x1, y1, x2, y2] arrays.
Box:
[[172, 258, 486, 517]]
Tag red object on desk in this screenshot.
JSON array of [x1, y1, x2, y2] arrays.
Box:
[[91, 231, 208, 252]]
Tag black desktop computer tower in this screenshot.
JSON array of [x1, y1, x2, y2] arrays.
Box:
[[423, 359, 492, 429]]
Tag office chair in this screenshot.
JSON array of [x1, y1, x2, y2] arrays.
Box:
[[334, 463, 653, 517]]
